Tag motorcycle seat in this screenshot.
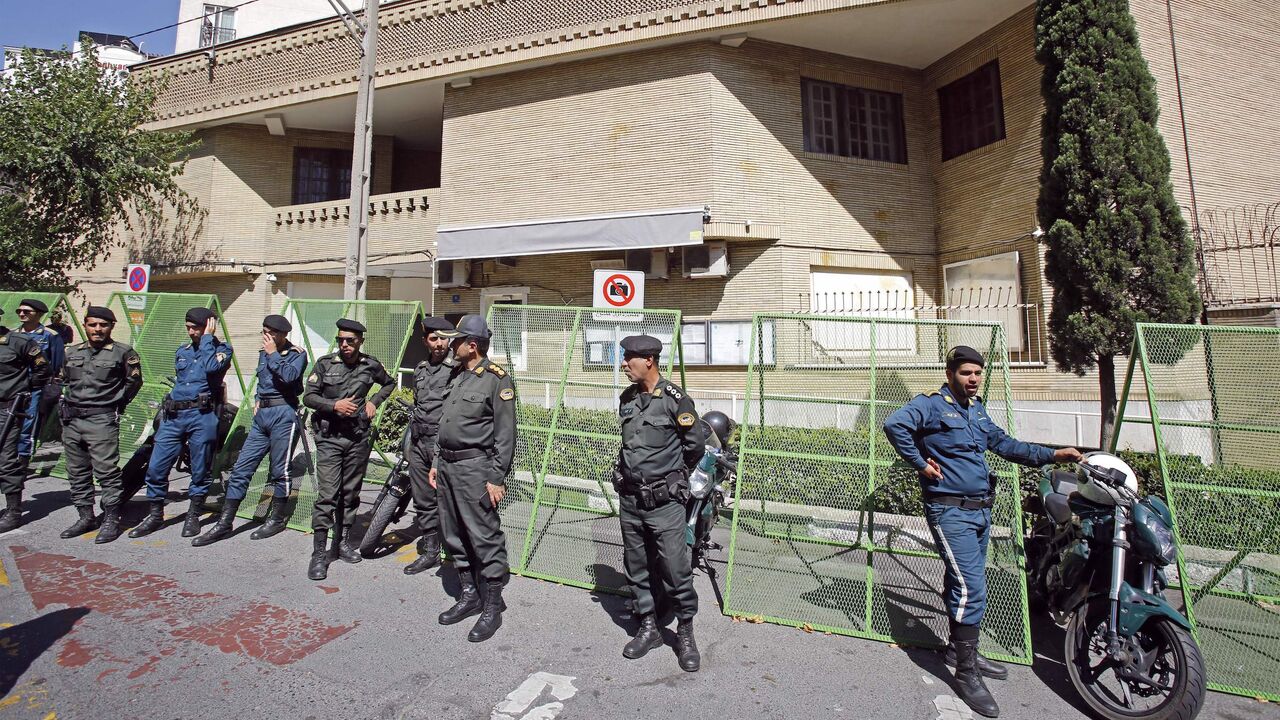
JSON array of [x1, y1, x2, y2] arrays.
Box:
[[1044, 470, 1078, 524]]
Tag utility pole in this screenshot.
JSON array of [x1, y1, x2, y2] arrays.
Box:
[[329, 0, 378, 300]]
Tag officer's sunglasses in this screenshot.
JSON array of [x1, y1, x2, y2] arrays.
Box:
[[15, 308, 37, 315], [335, 336, 361, 345]]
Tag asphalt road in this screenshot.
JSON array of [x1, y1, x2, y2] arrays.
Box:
[[1, 475, 1277, 720]]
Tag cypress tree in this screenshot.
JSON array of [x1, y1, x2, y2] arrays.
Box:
[[1035, 0, 1200, 446]]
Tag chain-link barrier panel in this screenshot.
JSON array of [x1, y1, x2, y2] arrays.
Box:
[[722, 315, 1032, 664], [1112, 323, 1280, 700], [0, 292, 85, 475], [222, 299, 422, 532], [486, 304, 685, 593]]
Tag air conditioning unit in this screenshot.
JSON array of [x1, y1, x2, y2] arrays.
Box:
[[682, 242, 728, 278], [625, 248, 669, 280], [435, 260, 472, 289]]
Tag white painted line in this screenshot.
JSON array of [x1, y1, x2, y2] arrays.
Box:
[[492, 672, 578, 720]]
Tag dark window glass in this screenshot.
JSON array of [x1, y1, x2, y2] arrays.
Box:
[[938, 61, 1006, 161], [802, 79, 907, 164], [292, 147, 354, 204]]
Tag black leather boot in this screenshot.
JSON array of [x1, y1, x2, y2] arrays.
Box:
[[944, 643, 1009, 680], [192, 498, 240, 547], [332, 527, 361, 563], [96, 505, 123, 544], [307, 531, 331, 580], [61, 505, 100, 538], [954, 639, 1000, 718], [623, 614, 663, 659], [404, 532, 442, 575], [128, 500, 165, 538], [0, 493, 22, 533], [250, 496, 288, 540], [676, 619, 700, 672], [181, 495, 206, 537], [439, 576, 482, 625], [468, 582, 506, 642]]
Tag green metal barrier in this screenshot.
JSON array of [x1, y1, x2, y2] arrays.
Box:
[[722, 314, 1033, 665], [1112, 323, 1280, 700], [223, 299, 422, 532], [486, 303, 685, 593]]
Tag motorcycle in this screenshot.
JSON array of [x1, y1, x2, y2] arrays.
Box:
[[1024, 452, 1206, 720], [685, 411, 737, 570], [358, 400, 415, 557]]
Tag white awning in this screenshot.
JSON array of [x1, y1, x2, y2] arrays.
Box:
[[436, 206, 708, 261]]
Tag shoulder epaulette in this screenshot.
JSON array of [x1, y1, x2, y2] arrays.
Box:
[[488, 363, 507, 378], [923, 390, 939, 397]]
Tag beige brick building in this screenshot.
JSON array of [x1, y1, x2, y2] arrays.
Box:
[[68, 0, 1280, 446]]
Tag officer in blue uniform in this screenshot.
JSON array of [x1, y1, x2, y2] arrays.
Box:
[[12, 299, 65, 464], [131, 307, 234, 539], [883, 345, 1080, 718], [193, 314, 306, 547]]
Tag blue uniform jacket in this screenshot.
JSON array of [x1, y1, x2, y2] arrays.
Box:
[[15, 324, 64, 378], [170, 334, 234, 402], [882, 384, 1055, 497], [254, 344, 307, 401]]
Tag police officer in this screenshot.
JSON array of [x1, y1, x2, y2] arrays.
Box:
[[194, 314, 307, 547], [57, 306, 143, 542], [403, 316, 459, 575], [131, 307, 234, 539], [429, 314, 515, 642], [303, 318, 395, 580], [13, 299, 65, 466], [883, 345, 1081, 718], [0, 308, 51, 533], [613, 334, 703, 672]]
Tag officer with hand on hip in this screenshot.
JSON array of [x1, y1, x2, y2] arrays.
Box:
[[304, 318, 395, 580], [403, 316, 458, 575], [429, 314, 516, 642], [131, 307, 233, 539], [57, 306, 143, 542], [883, 345, 1081, 718], [614, 334, 703, 672], [0, 308, 51, 533], [194, 314, 307, 547], [12, 299, 65, 466]]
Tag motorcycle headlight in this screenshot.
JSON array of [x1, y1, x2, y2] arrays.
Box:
[[688, 471, 712, 500], [1133, 502, 1178, 567]]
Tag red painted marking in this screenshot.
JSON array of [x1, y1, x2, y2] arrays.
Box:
[[318, 585, 339, 594], [96, 669, 119, 682], [127, 655, 163, 680], [57, 639, 95, 668], [11, 547, 355, 666]]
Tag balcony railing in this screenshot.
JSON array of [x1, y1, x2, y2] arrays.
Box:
[[199, 26, 237, 48], [270, 189, 437, 266]]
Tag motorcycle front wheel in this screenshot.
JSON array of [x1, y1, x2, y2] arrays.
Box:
[[1064, 600, 1206, 720], [359, 487, 413, 556]]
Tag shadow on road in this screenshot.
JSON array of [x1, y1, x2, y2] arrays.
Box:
[[1029, 613, 1095, 717], [0, 607, 91, 699]]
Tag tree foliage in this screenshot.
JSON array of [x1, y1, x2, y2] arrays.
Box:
[[0, 40, 197, 291], [1035, 0, 1201, 443]]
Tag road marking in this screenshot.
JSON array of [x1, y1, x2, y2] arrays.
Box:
[[932, 695, 973, 720], [0, 555, 8, 586], [492, 672, 578, 720], [922, 675, 934, 685]]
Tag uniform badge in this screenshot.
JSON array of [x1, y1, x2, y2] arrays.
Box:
[[216, 352, 227, 364], [499, 388, 514, 401], [677, 412, 695, 428], [308, 373, 318, 383]]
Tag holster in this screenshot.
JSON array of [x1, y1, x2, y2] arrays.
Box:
[[623, 469, 686, 510]]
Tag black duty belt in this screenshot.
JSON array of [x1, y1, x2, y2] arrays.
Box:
[[64, 405, 116, 419], [925, 493, 994, 510], [438, 447, 489, 462], [257, 397, 297, 409], [169, 399, 205, 411]]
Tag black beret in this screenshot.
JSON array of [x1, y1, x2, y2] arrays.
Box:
[[421, 316, 454, 333], [262, 314, 292, 333], [336, 318, 366, 335], [186, 307, 216, 326], [620, 334, 663, 357], [946, 345, 986, 370], [18, 298, 48, 313], [85, 306, 116, 323]]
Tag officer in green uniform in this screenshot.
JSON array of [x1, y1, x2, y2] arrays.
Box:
[[0, 307, 51, 533], [56, 306, 144, 542], [429, 314, 516, 643], [613, 334, 704, 672], [403, 316, 459, 575], [303, 318, 395, 580]]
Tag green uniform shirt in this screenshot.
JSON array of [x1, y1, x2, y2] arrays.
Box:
[[410, 357, 457, 435], [434, 357, 516, 483], [303, 351, 395, 429], [618, 376, 704, 481], [0, 328, 51, 400], [60, 341, 144, 409]]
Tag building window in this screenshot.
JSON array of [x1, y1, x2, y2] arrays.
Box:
[[680, 320, 775, 366], [802, 79, 907, 164], [943, 251, 1024, 351], [200, 5, 237, 47], [938, 60, 1006, 160], [292, 148, 353, 205]]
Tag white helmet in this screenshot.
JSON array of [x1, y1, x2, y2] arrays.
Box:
[[1075, 451, 1139, 506]]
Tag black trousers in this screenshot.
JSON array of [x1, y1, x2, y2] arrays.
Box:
[[619, 493, 698, 621], [407, 432, 438, 535], [437, 455, 508, 583], [311, 432, 371, 532]]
